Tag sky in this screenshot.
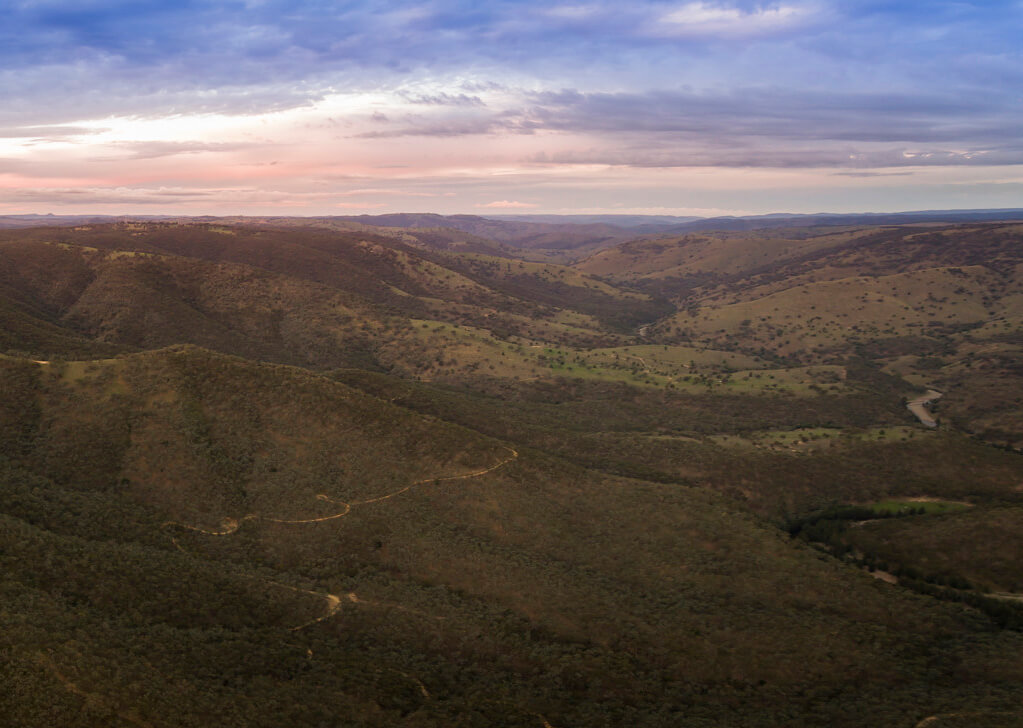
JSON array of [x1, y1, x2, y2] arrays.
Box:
[[1, 0, 1021, 217]]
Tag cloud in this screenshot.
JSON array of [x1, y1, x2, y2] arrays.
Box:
[[339, 83, 1023, 169], [335, 188, 438, 197], [0, 184, 393, 211], [1, 0, 1021, 217], [0, 0, 1020, 127], [528, 143, 1023, 170], [1, 186, 221, 206], [832, 171, 915, 178], [397, 92, 486, 107], [0, 125, 107, 139], [354, 117, 504, 138], [91, 141, 261, 161], [519, 87, 1022, 143], [650, 2, 817, 38], [542, 5, 603, 20], [476, 200, 538, 208]]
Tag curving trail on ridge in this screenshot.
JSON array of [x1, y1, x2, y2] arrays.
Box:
[[263, 581, 344, 632], [264, 495, 352, 525], [262, 580, 448, 632], [162, 446, 518, 630], [382, 668, 432, 699], [907, 389, 942, 428], [256, 580, 449, 631], [164, 446, 517, 535], [345, 591, 446, 621], [164, 514, 258, 536], [353, 446, 518, 506]]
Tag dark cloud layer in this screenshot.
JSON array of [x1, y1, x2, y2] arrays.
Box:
[[353, 85, 1023, 169], [3, 1, 1019, 118]]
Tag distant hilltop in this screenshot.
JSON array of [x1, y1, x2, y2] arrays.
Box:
[[4, 208, 1023, 239]]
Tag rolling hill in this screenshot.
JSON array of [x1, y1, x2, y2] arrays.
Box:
[[580, 222, 1023, 445], [3, 217, 1023, 726], [4, 347, 1023, 727]]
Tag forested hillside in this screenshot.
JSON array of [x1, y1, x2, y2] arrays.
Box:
[[3, 219, 1023, 727]]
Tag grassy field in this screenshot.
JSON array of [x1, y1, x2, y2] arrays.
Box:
[[866, 498, 970, 515]]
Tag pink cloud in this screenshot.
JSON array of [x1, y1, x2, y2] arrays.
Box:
[[475, 200, 538, 208]]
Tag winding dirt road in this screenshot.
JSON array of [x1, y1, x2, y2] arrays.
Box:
[[264, 496, 352, 525], [163, 445, 518, 630], [165, 514, 258, 536], [907, 389, 942, 428], [261, 581, 344, 632], [353, 446, 518, 506], [165, 446, 518, 535]]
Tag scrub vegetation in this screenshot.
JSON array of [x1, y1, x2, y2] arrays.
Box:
[[2, 219, 1023, 727]]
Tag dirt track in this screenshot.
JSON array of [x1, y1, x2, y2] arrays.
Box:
[[163, 446, 519, 630], [907, 389, 942, 428], [165, 446, 517, 535]]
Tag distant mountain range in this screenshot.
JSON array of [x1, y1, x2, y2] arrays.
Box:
[[5, 207, 1023, 240], [650, 208, 1023, 233]]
